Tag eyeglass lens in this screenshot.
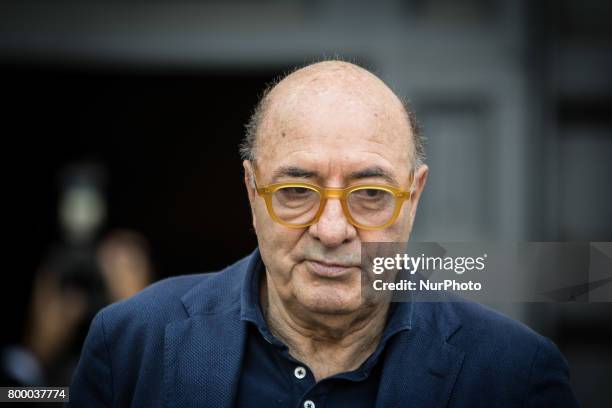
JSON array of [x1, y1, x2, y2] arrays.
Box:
[[270, 186, 397, 227]]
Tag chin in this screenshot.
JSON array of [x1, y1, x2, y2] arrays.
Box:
[[297, 287, 363, 315]]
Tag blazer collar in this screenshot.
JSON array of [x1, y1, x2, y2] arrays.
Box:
[[180, 248, 260, 317]]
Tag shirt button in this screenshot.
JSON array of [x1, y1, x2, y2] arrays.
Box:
[[303, 400, 315, 408], [294, 366, 307, 379]]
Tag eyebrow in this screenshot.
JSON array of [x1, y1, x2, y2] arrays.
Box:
[[349, 166, 398, 185], [271, 166, 318, 181], [271, 165, 398, 185]]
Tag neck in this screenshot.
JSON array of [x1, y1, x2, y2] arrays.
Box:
[[260, 272, 391, 381]]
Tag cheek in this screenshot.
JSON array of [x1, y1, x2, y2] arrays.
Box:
[[394, 203, 415, 236], [253, 203, 305, 267], [359, 207, 413, 243], [254, 205, 301, 246]]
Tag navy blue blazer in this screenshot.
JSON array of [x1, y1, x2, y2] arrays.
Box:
[[69, 249, 579, 407]]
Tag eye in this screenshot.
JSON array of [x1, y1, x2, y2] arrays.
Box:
[[284, 187, 310, 195], [275, 186, 317, 204], [354, 188, 385, 199]]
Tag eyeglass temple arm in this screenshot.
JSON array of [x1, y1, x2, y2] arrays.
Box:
[[250, 169, 264, 194]]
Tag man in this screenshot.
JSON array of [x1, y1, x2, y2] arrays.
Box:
[[69, 61, 579, 407]]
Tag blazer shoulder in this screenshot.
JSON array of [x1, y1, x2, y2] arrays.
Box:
[[441, 300, 562, 369], [452, 301, 545, 344], [447, 302, 577, 405]]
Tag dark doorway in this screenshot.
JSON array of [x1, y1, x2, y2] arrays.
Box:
[[2, 62, 287, 345]]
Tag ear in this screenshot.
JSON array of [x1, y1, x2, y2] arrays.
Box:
[[243, 160, 258, 230], [408, 164, 429, 222]]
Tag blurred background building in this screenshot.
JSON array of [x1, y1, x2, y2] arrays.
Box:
[[1, 0, 611, 406]]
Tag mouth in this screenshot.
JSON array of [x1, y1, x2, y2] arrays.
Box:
[[305, 259, 359, 279]]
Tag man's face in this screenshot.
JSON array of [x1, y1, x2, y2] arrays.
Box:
[[244, 69, 428, 315]]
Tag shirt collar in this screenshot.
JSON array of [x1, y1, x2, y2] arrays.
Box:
[[240, 248, 414, 340], [239, 249, 267, 329]]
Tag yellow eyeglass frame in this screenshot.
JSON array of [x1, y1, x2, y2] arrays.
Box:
[[253, 173, 414, 231]]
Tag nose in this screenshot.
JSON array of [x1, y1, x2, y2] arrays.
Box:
[[308, 198, 357, 247]]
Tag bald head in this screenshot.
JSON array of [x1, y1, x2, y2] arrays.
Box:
[[240, 60, 424, 169]]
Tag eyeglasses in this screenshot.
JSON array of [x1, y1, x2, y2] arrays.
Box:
[[253, 172, 414, 231]]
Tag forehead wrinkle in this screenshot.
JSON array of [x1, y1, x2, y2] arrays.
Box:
[[270, 149, 403, 180], [260, 118, 410, 176]]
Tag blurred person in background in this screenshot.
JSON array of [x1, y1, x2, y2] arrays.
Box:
[[1, 163, 153, 387], [97, 230, 154, 304]]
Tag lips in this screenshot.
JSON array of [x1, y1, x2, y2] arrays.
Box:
[[306, 259, 358, 278]]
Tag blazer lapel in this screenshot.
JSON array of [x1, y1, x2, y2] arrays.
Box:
[[376, 303, 466, 408], [163, 308, 247, 408], [161, 254, 255, 408]]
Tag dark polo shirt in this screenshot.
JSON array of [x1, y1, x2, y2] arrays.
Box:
[[236, 255, 413, 408]]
